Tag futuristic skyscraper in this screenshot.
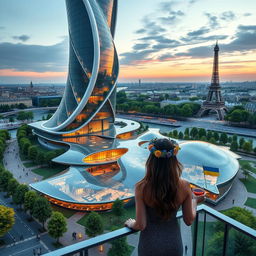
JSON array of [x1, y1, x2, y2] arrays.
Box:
[[32, 0, 119, 142]]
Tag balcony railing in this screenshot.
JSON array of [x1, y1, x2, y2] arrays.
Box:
[[43, 204, 256, 256]]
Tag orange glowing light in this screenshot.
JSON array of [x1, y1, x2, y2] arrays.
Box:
[[83, 148, 128, 164]]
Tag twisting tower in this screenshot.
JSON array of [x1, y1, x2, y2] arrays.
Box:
[[32, 0, 118, 141], [197, 42, 227, 120]]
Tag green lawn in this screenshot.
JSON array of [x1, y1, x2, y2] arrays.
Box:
[[239, 160, 256, 174], [23, 162, 37, 168], [245, 198, 256, 209], [51, 204, 76, 218], [32, 166, 67, 179], [78, 206, 136, 231], [240, 175, 256, 193]]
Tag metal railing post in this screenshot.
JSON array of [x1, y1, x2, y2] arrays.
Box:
[[222, 223, 229, 256], [201, 211, 206, 256], [192, 212, 199, 256]]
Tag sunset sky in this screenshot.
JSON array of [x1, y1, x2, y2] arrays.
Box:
[[0, 0, 255, 84]]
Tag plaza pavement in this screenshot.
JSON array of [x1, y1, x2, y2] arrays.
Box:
[[2, 138, 256, 256]]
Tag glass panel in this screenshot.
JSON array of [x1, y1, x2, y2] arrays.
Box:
[[226, 227, 256, 256], [179, 217, 193, 256], [203, 213, 225, 256]]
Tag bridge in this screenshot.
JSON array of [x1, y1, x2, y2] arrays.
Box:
[[0, 106, 57, 117]]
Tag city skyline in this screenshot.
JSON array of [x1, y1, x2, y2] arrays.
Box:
[[0, 0, 256, 83]]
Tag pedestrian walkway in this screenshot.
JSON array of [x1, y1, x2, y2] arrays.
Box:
[[3, 139, 43, 184], [59, 212, 87, 246]]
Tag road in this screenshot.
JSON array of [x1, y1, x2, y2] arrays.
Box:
[[0, 192, 55, 256]]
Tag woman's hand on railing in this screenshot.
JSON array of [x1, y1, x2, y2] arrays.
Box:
[[124, 218, 136, 229]]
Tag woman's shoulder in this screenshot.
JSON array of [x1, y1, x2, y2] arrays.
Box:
[[178, 178, 191, 193]]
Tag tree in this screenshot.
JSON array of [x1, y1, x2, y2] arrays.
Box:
[[48, 212, 67, 243], [214, 132, 219, 142], [172, 130, 178, 138], [0, 170, 13, 191], [242, 169, 250, 180], [108, 237, 131, 256], [220, 133, 228, 145], [0, 205, 15, 237], [24, 191, 38, 215], [232, 135, 238, 142], [22, 141, 32, 156], [47, 113, 53, 120], [242, 141, 253, 152], [9, 116, 15, 123], [207, 131, 213, 141], [211, 207, 256, 255], [32, 197, 52, 229], [184, 135, 189, 140], [112, 198, 125, 218], [180, 104, 192, 117], [178, 131, 184, 139], [13, 184, 29, 208], [184, 128, 189, 136], [190, 127, 198, 139], [28, 145, 38, 162], [200, 136, 207, 141], [36, 151, 45, 165], [7, 178, 19, 197], [230, 141, 238, 152], [44, 151, 58, 167], [239, 138, 245, 149], [209, 137, 216, 144], [84, 212, 103, 237], [198, 128, 206, 138]]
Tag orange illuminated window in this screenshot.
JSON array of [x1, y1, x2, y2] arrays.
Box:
[[83, 148, 128, 164]]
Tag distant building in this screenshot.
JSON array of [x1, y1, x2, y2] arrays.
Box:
[[160, 99, 203, 108], [0, 98, 32, 107], [32, 95, 62, 107], [245, 102, 256, 113]]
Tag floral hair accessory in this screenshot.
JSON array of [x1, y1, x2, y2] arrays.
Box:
[[148, 138, 180, 158]]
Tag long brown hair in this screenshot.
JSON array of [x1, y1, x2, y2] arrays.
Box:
[[137, 138, 183, 220]]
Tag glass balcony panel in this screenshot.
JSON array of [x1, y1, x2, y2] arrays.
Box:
[[202, 213, 225, 256], [226, 227, 256, 256]]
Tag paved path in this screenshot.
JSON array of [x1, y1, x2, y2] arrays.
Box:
[[3, 139, 43, 185], [59, 212, 86, 246]]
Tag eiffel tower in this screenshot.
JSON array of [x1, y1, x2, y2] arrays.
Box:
[[197, 42, 227, 120]]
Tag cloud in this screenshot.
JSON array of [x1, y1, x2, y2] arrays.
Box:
[[12, 35, 30, 42], [135, 28, 147, 34], [158, 53, 173, 61], [205, 13, 219, 29], [181, 33, 228, 43], [243, 13, 252, 17], [176, 24, 256, 58], [120, 49, 156, 65], [175, 45, 212, 58], [158, 10, 185, 25], [0, 38, 68, 72], [133, 43, 151, 51], [187, 27, 210, 37], [139, 35, 180, 45], [220, 11, 235, 21], [222, 25, 256, 52], [158, 1, 176, 12]]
